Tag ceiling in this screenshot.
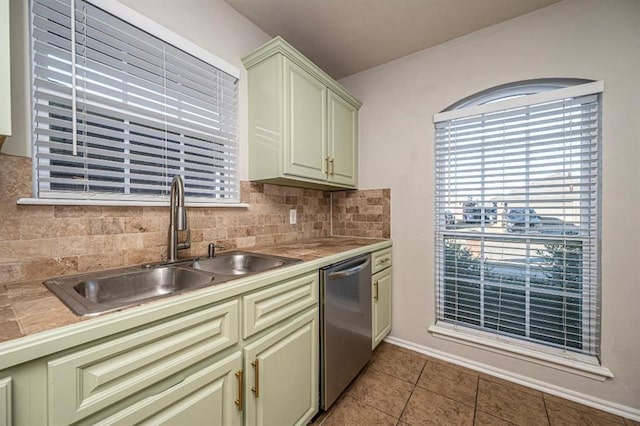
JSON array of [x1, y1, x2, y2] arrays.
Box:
[[224, 0, 562, 80]]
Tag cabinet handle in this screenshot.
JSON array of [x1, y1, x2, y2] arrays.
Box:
[[374, 281, 379, 301], [234, 370, 243, 411], [325, 156, 330, 176], [329, 158, 335, 176], [251, 359, 260, 397]]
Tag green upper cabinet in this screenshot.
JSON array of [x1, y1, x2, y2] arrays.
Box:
[[327, 90, 358, 187], [0, 0, 11, 143], [283, 59, 327, 181], [243, 37, 361, 190]]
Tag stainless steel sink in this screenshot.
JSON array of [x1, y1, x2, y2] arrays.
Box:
[[45, 266, 215, 317], [188, 251, 301, 276], [44, 251, 301, 317]]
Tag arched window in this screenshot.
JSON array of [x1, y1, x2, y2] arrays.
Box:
[[432, 79, 603, 366]]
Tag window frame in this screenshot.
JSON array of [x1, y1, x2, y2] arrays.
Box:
[[430, 80, 610, 379], [23, 0, 244, 207]]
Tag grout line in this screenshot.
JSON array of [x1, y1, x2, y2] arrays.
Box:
[[472, 374, 480, 425], [396, 358, 428, 424], [542, 392, 551, 425]]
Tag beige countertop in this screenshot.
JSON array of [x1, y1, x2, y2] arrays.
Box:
[[0, 237, 389, 345]]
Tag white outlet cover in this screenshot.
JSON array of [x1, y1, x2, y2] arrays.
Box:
[[290, 209, 297, 224]]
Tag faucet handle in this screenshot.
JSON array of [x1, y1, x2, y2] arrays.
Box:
[[177, 229, 191, 250]]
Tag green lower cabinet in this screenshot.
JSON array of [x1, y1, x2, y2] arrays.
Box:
[[243, 308, 319, 426], [373, 267, 392, 349], [93, 352, 243, 426], [47, 300, 239, 424], [0, 377, 11, 426]]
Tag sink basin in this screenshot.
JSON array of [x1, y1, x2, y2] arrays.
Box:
[[189, 251, 301, 276], [45, 266, 215, 316], [44, 252, 301, 317]]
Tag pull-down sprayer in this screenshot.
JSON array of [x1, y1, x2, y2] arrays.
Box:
[[168, 175, 190, 262]]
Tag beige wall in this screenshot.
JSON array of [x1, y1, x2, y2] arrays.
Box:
[[3, 0, 271, 181], [340, 0, 640, 411]]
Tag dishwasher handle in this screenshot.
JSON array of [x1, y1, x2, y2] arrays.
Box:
[[327, 257, 370, 279]]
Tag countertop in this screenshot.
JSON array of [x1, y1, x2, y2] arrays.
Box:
[[0, 236, 389, 345]]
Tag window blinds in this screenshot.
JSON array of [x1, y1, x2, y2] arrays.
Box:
[[433, 82, 602, 359], [32, 0, 239, 202]]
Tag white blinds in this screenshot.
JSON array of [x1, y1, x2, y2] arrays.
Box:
[[32, 0, 239, 202], [434, 82, 602, 358]]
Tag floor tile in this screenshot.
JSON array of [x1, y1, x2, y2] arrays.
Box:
[[545, 395, 624, 425], [322, 395, 397, 426], [400, 386, 474, 426], [479, 373, 542, 397], [475, 410, 516, 425], [417, 360, 478, 406], [377, 342, 435, 361], [476, 378, 548, 425], [369, 342, 426, 384], [348, 368, 414, 418]]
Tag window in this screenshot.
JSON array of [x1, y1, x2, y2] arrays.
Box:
[[433, 80, 602, 365], [31, 0, 240, 204]]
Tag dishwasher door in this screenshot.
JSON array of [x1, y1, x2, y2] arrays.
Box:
[[321, 254, 372, 409]]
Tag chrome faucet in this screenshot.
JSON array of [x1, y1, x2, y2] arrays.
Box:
[[168, 175, 190, 262]]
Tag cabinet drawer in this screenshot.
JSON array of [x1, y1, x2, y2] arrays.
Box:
[[243, 272, 319, 339], [371, 248, 392, 274], [93, 352, 243, 426], [48, 300, 239, 425]]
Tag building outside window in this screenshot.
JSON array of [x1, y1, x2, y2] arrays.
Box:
[[433, 80, 602, 365]]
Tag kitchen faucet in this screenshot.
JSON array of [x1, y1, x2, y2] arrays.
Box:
[[168, 175, 190, 262]]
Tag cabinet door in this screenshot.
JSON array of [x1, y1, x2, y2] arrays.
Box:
[[244, 308, 318, 426], [0, 377, 11, 426], [373, 268, 392, 349], [327, 90, 358, 187], [283, 59, 327, 181], [92, 353, 243, 426]]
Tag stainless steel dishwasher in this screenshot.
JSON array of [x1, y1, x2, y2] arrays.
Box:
[[320, 253, 372, 409]]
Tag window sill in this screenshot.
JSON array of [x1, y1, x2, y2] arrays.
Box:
[[17, 198, 249, 208], [428, 322, 613, 381]]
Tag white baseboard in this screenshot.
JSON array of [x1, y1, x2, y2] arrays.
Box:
[[383, 336, 640, 422]]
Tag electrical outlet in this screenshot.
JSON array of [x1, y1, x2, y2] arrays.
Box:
[[289, 209, 297, 225]]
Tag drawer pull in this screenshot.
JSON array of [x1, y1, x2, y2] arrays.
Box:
[[374, 281, 379, 301], [234, 370, 243, 411], [251, 359, 260, 398], [377, 257, 390, 265]]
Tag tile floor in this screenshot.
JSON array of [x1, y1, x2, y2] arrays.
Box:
[[312, 342, 639, 426]]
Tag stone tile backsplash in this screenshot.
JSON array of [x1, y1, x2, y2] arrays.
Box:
[[0, 154, 390, 284], [331, 189, 391, 239]]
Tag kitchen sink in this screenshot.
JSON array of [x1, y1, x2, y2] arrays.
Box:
[[44, 252, 302, 317], [188, 251, 301, 276], [44, 266, 215, 317]]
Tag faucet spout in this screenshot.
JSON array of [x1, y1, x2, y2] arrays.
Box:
[[168, 176, 190, 262]]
